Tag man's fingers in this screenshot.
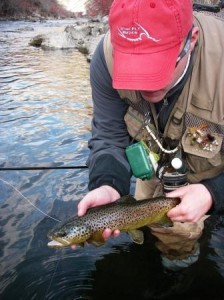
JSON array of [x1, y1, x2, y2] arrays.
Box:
[[77, 198, 92, 216], [102, 228, 112, 240], [112, 229, 120, 237], [71, 244, 77, 250], [77, 206, 87, 217], [102, 228, 120, 240]]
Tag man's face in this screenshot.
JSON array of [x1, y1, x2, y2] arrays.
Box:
[[140, 49, 190, 103]]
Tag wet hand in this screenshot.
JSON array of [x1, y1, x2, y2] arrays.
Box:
[[166, 184, 213, 222], [77, 185, 120, 216], [71, 185, 121, 249]]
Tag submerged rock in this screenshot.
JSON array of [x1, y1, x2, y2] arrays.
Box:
[[29, 34, 44, 47]]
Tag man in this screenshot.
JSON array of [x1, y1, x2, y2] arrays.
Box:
[[74, 0, 224, 270]]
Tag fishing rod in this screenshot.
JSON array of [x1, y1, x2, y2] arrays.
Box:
[[0, 165, 88, 171]]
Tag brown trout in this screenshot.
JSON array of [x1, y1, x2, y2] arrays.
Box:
[[47, 195, 180, 248]]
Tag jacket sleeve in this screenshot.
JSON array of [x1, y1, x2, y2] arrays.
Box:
[[86, 38, 132, 196], [201, 172, 224, 214]]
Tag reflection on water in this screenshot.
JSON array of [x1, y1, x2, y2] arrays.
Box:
[[0, 20, 224, 300], [0, 20, 92, 168]]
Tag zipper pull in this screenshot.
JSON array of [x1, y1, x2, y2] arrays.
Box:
[[163, 98, 168, 106]]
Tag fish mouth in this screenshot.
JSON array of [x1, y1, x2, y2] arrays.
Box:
[[47, 237, 71, 248], [47, 240, 65, 248]]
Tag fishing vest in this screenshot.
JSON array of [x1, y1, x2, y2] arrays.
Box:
[[103, 13, 224, 183]]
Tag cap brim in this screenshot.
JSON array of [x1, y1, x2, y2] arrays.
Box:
[[112, 45, 180, 91]]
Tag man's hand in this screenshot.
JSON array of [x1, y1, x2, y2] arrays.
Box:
[[71, 185, 121, 249], [166, 183, 213, 222]]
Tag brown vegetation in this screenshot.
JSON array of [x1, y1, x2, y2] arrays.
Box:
[[0, 0, 115, 19], [0, 0, 74, 18], [86, 0, 113, 17]]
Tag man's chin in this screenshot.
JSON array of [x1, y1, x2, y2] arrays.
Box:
[[141, 94, 165, 103]]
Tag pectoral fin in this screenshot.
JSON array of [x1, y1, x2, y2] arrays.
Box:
[[157, 215, 173, 227], [87, 232, 105, 247], [128, 229, 144, 245]]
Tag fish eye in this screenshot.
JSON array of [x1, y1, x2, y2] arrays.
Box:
[[55, 230, 67, 237]]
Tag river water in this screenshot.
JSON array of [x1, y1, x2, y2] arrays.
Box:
[[0, 19, 224, 300]]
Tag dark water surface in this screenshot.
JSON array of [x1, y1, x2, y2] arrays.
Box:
[[0, 20, 224, 300]]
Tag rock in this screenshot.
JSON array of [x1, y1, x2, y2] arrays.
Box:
[[18, 26, 34, 31], [42, 30, 77, 50], [29, 17, 109, 60], [29, 34, 45, 47], [87, 34, 104, 62]]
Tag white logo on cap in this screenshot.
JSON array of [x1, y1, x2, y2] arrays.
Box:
[[118, 22, 160, 42]]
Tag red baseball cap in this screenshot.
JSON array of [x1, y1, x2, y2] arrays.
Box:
[[109, 0, 193, 91]]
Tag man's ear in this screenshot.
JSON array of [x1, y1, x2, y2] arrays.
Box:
[[190, 26, 199, 51]]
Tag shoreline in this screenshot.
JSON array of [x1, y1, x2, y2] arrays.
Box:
[[0, 15, 78, 22]]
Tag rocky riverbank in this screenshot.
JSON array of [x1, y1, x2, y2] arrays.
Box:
[[29, 16, 108, 61], [28, 6, 224, 62]]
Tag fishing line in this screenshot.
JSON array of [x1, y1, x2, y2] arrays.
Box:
[[0, 177, 61, 223], [44, 250, 62, 300]]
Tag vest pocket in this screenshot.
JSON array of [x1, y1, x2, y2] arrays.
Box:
[[124, 107, 146, 141], [185, 152, 222, 175], [124, 107, 159, 152], [191, 94, 213, 111]]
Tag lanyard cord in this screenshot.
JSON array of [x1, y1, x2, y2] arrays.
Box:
[[145, 124, 179, 154]]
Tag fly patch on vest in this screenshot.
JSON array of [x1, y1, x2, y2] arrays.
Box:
[[182, 112, 224, 174]]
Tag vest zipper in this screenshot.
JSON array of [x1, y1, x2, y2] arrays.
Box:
[[157, 97, 168, 121]]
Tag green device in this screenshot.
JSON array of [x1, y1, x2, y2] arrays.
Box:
[[125, 141, 155, 180]]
